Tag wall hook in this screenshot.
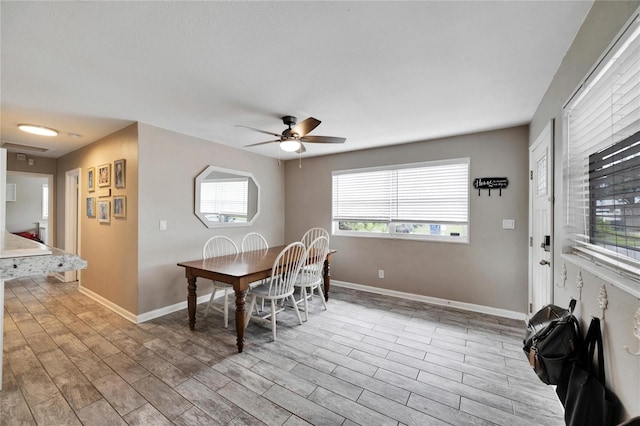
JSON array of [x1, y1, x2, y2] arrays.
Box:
[[597, 284, 608, 319], [576, 270, 583, 300], [624, 306, 640, 356], [557, 262, 567, 288]]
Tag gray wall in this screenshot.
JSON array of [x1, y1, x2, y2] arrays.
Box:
[[5, 174, 48, 233], [530, 1, 640, 419], [285, 125, 530, 314], [136, 124, 286, 315]]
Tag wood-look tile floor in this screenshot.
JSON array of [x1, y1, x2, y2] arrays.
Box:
[[1, 276, 564, 425]]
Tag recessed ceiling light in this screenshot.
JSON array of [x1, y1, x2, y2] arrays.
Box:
[[18, 124, 58, 137]]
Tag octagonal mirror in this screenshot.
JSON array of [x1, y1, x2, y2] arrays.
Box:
[[194, 166, 260, 228]]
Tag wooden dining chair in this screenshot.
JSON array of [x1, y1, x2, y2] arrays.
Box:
[[202, 235, 239, 327], [245, 242, 306, 340], [293, 235, 329, 321]]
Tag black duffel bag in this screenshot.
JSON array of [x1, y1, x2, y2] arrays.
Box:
[[523, 299, 581, 385], [558, 317, 619, 426]]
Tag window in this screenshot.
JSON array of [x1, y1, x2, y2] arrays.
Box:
[[565, 15, 640, 280], [332, 158, 470, 242], [200, 178, 248, 223]]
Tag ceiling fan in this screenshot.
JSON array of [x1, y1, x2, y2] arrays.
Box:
[[238, 115, 346, 153]]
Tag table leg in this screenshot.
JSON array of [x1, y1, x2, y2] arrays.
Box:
[[187, 276, 197, 330], [323, 256, 332, 301], [234, 288, 247, 353]]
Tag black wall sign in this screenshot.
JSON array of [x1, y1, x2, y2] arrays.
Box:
[[473, 177, 508, 196]]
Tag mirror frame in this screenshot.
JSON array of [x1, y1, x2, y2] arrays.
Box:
[[194, 165, 260, 228]]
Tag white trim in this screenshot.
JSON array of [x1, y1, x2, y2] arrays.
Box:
[[136, 292, 215, 323], [78, 285, 139, 323], [331, 280, 527, 321], [64, 169, 80, 283], [78, 284, 220, 324]]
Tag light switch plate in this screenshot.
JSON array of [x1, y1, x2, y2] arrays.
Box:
[[502, 219, 515, 229], [159, 220, 167, 231]]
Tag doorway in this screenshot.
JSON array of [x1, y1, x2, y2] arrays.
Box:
[[528, 120, 554, 316], [5, 171, 54, 245]]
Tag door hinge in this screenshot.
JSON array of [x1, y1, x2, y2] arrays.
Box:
[[529, 303, 533, 313], [530, 170, 533, 180], [529, 236, 533, 247]]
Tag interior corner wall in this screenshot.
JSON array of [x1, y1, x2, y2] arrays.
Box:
[[136, 123, 285, 316], [530, 1, 640, 419], [56, 124, 139, 315], [284, 125, 530, 314]]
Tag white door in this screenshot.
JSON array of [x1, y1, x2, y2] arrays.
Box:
[[529, 121, 554, 315]]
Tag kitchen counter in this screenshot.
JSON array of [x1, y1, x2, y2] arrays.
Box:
[[1, 232, 87, 280]]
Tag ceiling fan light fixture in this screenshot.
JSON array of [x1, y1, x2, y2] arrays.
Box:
[[18, 124, 58, 137], [280, 139, 301, 152]]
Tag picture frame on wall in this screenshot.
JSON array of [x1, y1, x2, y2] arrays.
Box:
[[98, 200, 110, 223], [87, 167, 95, 192], [113, 195, 126, 218], [97, 163, 111, 187], [86, 197, 96, 217], [114, 159, 126, 188]]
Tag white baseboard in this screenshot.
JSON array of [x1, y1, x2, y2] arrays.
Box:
[[80, 280, 525, 325], [79, 285, 218, 324], [78, 285, 139, 323], [331, 280, 527, 321], [136, 292, 215, 323]]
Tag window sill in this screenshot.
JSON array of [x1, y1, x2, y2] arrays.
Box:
[[333, 231, 469, 244], [561, 253, 640, 298]]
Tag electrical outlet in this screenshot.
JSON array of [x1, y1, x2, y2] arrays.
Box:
[[502, 219, 515, 229], [159, 220, 167, 231], [378, 269, 384, 279]]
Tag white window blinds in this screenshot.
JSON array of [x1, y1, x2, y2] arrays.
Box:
[[200, 178, 248, 216], [332, 158, 469, 224], [565, 15, 640, 277]]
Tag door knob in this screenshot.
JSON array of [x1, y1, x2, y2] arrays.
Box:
[[539, 259, 551, 266]]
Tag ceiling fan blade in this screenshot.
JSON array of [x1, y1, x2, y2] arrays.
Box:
[[300, 135, 346, 144], [244, 139, 280, 147], [291, 117, 321, 137], [235, 124, 281, 138]]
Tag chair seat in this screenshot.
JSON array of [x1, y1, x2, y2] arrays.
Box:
[[294, 272, 322, 288], [292, 271, 327, 321], [249, 282, 294, 300]]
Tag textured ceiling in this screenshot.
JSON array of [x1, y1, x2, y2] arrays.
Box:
[[0, 1, 593, 159]]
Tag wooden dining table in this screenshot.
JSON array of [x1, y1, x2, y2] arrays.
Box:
[[177, 245, 336, 353]]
